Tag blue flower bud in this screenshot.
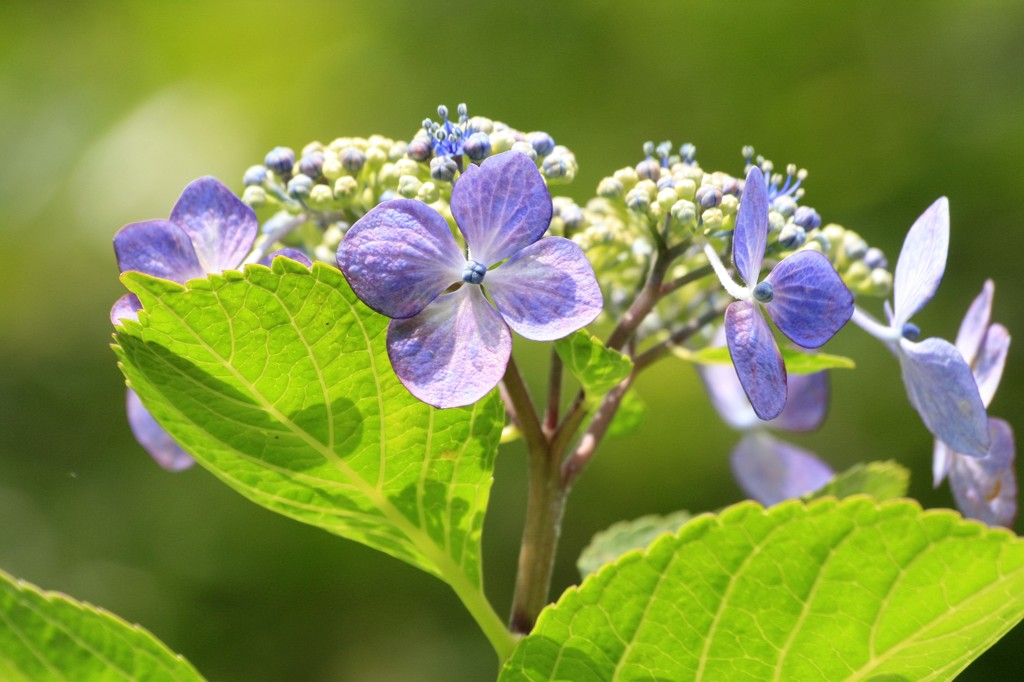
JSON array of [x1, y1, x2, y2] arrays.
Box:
[[527, 131, 556, 157], [462, 259, 487, 285], [864, 247, 888, 270], [341, 147, 367, 173], [843, 235, 868, 261], [407, 138, 433, 162], [430, 156, 458, 183], [463, 132, 492, 161], [772, 196, 797, 218], [287, 174, 314, 198], [298, 152, 325, 178], [778, 223, 807, 249], [753, 281, 774, 303], [560, 204, 585, 230], [457, 102, 468, 121], [542, 154, 571, 180], [643, 141, 655, 158], [901, 322, 921, 342], [510, 140, 538, 162], [265, 146, 296, 175], [695, 185, 722, 209], [794, 205, 822, 229], [680, 143, 697, 163], [243, 165, 268, 187], [437, 104, 449, 121], [636, 159, 661, 181]]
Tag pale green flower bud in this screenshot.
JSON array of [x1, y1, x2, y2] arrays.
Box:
[[378, 163, 401, 186], [322, 158, 344, 182], [334, 176, 358, 199], [720, 194, 738, 217], [242, 185, 267, 208], [490, 130, 516, 154], [702, 208, 724, 231], [673, 177, 696, 201], [418, 181, 440, 204], [597, 177, 624, 199], [365, 146, 387, 169], [510, 140, 537, 162], [671, 199, 697, 226], [614, 167, 639, 192], [398, 174, 422, 198], [656, 187, 679, 210], [323, 224, 345, 250], [308, 184, 334, 209]]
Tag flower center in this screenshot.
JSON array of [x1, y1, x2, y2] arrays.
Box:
[[901, 322, 921, 342], [753, 281, 774, 303], [462, 260, 487, 285]]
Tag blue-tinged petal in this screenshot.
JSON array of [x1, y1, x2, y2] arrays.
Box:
[[954, 280, 994, 364], [110, 293, 142, 325], [125, 389, 194, 471], [450, 151, 552, 265], [764, 250, 853, 348], [949, 418, 1017, 528], [338, 199, 465, 319], [169, 177, 258, 272], [725, 300, 787, 420], [259, 248, 312, 267], [773, 371, 829, 432], [933, 440, 953, 488], [974, 323, 1009, 407], [898, 336, 989, 457], [731, 432, 834, 506], [732, 166, 769, 287], [387, 286, 512, 409], [114, 219, 206, 282], [485, 237, 603, 341], [892, 196, 949, 326], [699, 358, 759, 431]]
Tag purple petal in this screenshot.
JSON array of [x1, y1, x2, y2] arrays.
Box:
[[764, 250, 854, 348], [974, 323, 1009, 407], [450, 151, 552, 265], [169, 177, 258, 272], [773, 371, 829, 432], [933, 440, 953, 488], [725, 301, 787, 420], [699, 358, 758, 431], [954, 280, 994, 364], [387, 286, 512, 409], [485, 237, 603, 341], [110, 293, 142, 325], [260, 248, 312, 268], [892, 197, 949, 326], [113, 219, 206, 282], [949, 418, 1017, 527], [732, 166, 769, 287], [731, 432, 834, 506], [126, 389, 195, 471], [338, 200, 465, 319], [898, 337, 989, 457]]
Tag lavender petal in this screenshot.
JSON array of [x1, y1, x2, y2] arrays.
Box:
[[773, 371, 830, 433], [387, 286, 512, 409], [954, 279, 994, 364], [699, 356, 758, 431], [732, 166, 769, 287], [110, 293, 142, 326], [898, 336, 990, 457], [949, 418, 1017, 528], [126, 389, 195, 471], [114, 219, 206, 283], [338, 199, 465, 319], [486, 237, 603, 341], [764, 250, 854, 348], [974, 323, 1010, 407], [892, 197, 949, 326], [731, 432, 834, 506], [933, 440, 953, 487], [450, 151, 552, 265], [169, 176, 258, 272], [725, 300, 787, 420], [260, 248, 312, 268]]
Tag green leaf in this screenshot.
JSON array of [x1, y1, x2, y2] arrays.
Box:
[[808, 461, 911, 501], [112, 261, 513, 657], [605, 389, 645, 439], [501, 498, 1024, 682], [679, 346, 856, 373], [0, 568, 205, 682], [555, 330, 633, 403], [577, 510, 692, 578]]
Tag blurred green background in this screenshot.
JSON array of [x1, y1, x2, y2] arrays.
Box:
[[2, 1, 1023, 679]]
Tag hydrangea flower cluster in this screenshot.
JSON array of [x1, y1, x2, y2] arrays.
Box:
[[336, 151, 602, 408]]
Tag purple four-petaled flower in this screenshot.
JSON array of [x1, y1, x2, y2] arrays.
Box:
[[337, 151, 603, 409], [850, 198, 990, 457], [931, 280, 1016, 526], [716, 166, 853, 420], [111, 176, 311, 470]]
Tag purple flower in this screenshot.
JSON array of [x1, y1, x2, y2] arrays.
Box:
[[850, 198, 990, 457], [701, 328, 834, 505], [709, 166, 853, 420], [337, 151, 603, 409], [111, 177, 311, 470], [932, 280, 1016, 526]]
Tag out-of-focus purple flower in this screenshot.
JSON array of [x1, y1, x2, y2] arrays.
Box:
[[337, 151, 603, 409], [932, 280, 1015, 526], [850, 198, 989, 457], [709, 166, 853, 421], [700, 328, 833, 505], [111, 177, 311, 470]]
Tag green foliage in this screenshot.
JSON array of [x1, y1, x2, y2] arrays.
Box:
[[681, 346, 856, 373], [501, 498, 1024, 681], [112, 261, 503, 590], [809, 461, 911, 501], [555, 330, 633, 403], [577, 510, 692, 578], [0, 568, 204, 682], [606, 389, 645, 439]]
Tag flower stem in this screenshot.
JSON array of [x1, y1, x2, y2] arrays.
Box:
[[544, 348, 563, 436]]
